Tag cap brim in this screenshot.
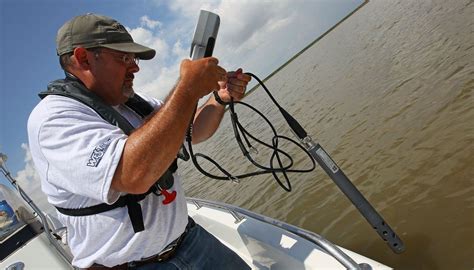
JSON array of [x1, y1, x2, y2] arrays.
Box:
[[100, 42, 156, 60]]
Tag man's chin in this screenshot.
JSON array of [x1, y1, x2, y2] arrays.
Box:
[[122, 87, 135, 99]]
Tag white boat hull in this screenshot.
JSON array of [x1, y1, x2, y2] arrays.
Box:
[[1, 198, 391, 270], [186, 198, 391, 270], [1, 232, 72, 269]]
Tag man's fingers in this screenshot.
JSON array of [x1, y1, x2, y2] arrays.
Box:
[[205, 57, 219, 65], [227, 69, 251, 82], [218, 81, 227, 89], [226, 83, 245, 94], [237, 73, 251, 82], [227, 78, 248, 87], [202, 57, 227, 87], [218, 68, 227, 81], [227, 88, 245, 100]]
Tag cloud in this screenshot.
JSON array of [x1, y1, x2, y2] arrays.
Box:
[[127, 0, 360, 101], [140, 16, 162, 29], [167, 0, 219, 18], [126, 24, 172, 100], [15, 143, 56, 216]]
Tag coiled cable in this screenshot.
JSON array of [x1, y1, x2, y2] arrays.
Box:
[[186, 72, 315, 192]]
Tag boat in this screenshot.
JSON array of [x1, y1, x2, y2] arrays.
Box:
[[1, 7, 404, 269], [1, 152, 391, 270]]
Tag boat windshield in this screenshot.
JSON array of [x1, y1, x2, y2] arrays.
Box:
[[0, 185, 36, 242]]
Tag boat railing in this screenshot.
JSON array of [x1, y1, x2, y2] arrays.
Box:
[[0, 153, 73, 266], [187, 197, 372, 270]]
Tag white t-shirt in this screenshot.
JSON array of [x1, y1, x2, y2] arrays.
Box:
[[27, 93, 188, 268]]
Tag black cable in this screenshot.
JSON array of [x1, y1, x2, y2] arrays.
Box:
[[186, 72, 315, 192]]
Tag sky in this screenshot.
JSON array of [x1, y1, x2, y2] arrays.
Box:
[[0, 0, 364, 212]]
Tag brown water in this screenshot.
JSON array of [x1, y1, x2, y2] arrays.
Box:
[[180, 0, 474, 269]]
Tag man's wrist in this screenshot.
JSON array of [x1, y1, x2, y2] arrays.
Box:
[[213, 91, 228, 106]]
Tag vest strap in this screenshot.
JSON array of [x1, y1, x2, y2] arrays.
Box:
[[41, 75, 181, 233]]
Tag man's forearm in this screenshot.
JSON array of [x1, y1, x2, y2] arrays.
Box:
[[192, 94, 226, 144], [191, 69, 250, 144], [111, 57, 228, 193], [112, 79, 200, 194]]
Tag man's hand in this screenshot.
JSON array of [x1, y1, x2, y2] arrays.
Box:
[[216, 68, 252, 103], [179, 57, 227, 100]]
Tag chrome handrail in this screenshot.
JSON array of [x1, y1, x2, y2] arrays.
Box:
[[0, 153, 73, 266], [186, 197, 372, 270]]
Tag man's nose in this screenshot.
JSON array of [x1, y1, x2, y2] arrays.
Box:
[[129, 62, 140, 73]]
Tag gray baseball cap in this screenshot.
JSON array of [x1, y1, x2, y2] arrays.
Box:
[[56, 13, 156, 60]]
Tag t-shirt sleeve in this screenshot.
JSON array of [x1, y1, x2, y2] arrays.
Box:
[[35, 99, 126, 204]]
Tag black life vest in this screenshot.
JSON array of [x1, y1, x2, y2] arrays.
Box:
[[39, 73, 188, 233]]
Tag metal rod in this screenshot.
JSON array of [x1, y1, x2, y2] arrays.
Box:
[[301, 138, 405, 254]]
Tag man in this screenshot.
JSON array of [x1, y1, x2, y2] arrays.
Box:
[[28, 13, 251, 269]]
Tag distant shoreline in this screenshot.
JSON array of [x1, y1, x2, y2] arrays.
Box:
[[244, 0, 369, 97]]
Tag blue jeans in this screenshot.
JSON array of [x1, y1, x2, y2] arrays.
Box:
[[137, 223, 251, 270]]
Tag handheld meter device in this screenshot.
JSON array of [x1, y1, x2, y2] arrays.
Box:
[[190, 10, 220, 60]]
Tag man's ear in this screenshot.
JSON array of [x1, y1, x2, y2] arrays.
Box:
[[73, 47, 90, 69]]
